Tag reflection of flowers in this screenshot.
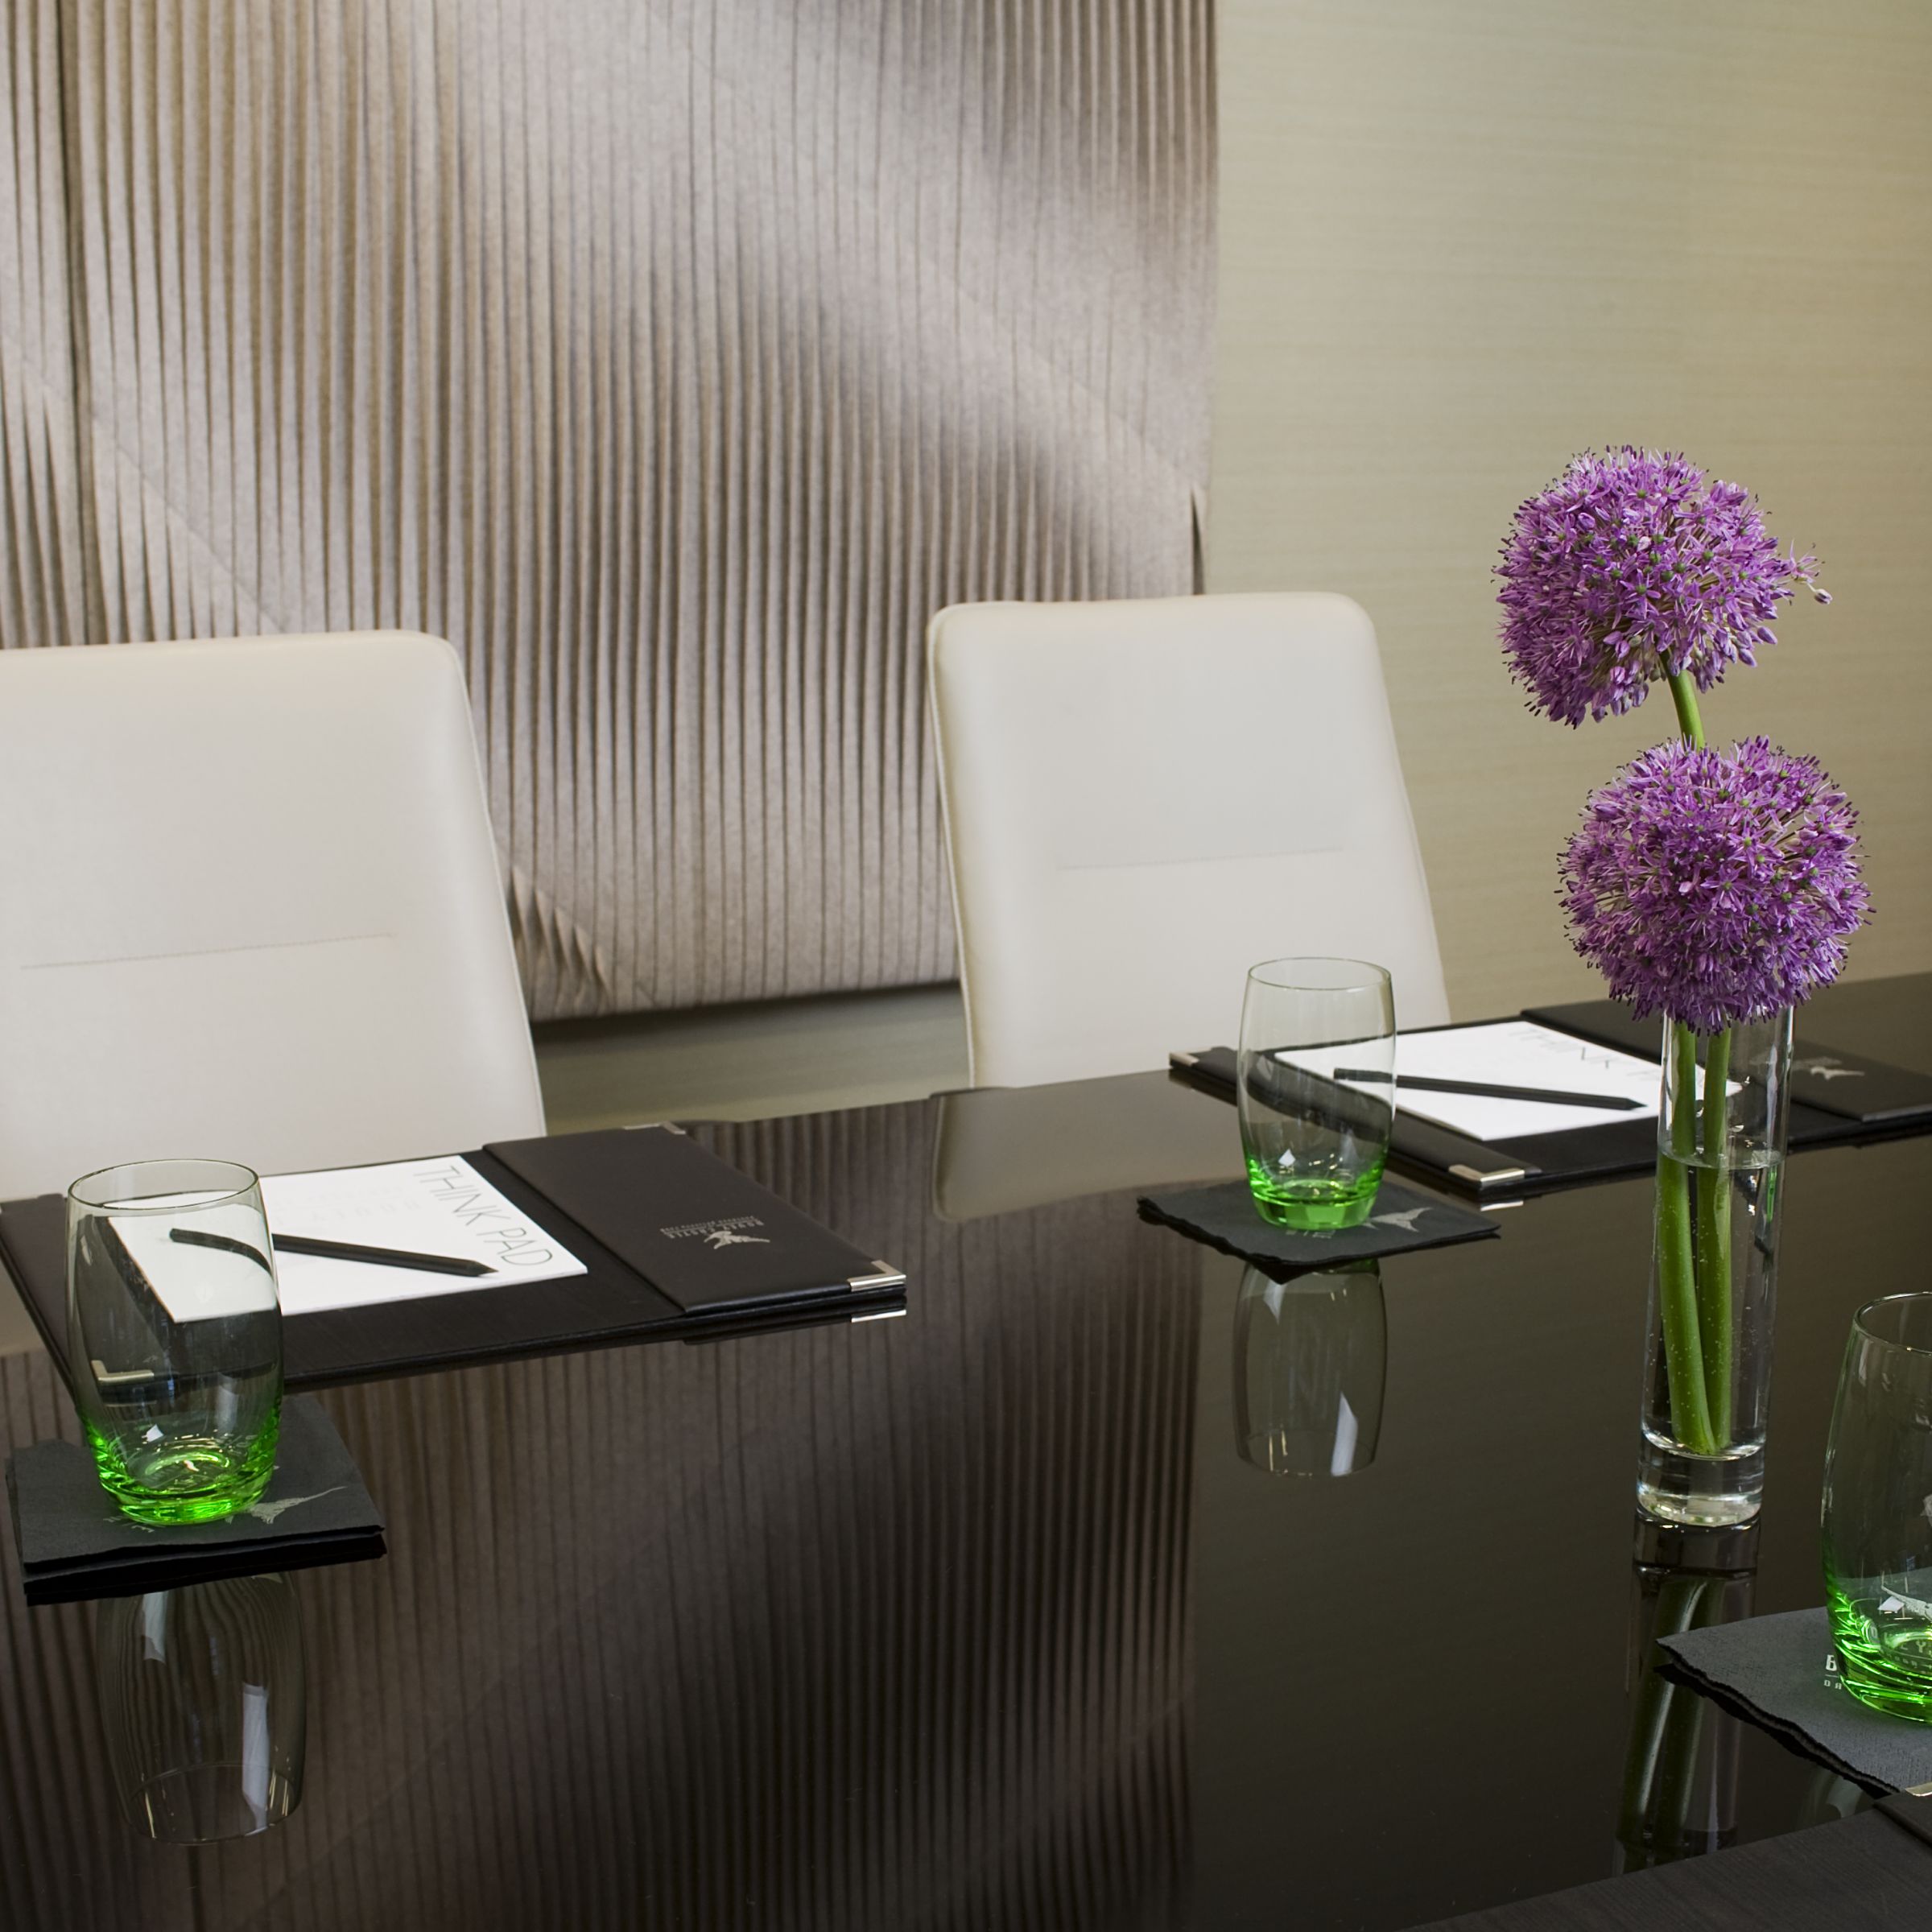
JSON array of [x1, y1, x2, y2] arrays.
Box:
[[1497, 448, 1826, 727], [1559, 738, 1870, 1035]]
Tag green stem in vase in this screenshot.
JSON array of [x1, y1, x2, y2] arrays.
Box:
[[1658, 1026, 1715, 1455], [1652, 669, 1718, 1456], [1695, 1027, 1735, 1444]]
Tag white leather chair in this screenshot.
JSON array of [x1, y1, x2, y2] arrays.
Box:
[[927, 592, 1450, 1088], [0, 633, 546, 1199]]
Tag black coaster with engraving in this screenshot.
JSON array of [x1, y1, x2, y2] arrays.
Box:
[[1138, 1174, 1501, 1272], [1659, 1606, 1932, 1796], [6, 1395, 385, 1604]]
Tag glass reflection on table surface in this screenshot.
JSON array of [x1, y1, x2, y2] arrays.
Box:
[[0, 972, 1928, 1930], [1232, 1259, 1386, 1477], [95, 1574, 306, 1844], [1615, 1520, 1758, 1871]]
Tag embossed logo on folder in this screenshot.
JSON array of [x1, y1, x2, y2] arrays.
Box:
[[659, 1214, 771, 1249]]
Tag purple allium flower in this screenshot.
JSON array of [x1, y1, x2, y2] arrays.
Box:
[[1559, 737, 1870, 1032], [1497, 448, 1827, 727]]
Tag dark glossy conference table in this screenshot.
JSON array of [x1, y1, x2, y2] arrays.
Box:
[[3, 975, 1931, 1930]]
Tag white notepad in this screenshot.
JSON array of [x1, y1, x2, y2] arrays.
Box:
[[259, 1156, 587, 1316], [108, 1199, 283, 1326], [1279, 1018, 1666, 1141]]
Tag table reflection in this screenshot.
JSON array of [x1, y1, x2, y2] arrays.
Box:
[[1615, 1521, 1757, 1870], [95, 1574, 306, 1843], [1232, 1259, 1386, 1477]]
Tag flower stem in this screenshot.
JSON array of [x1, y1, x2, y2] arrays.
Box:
[[1665, 670, 1707, 750], [1695, 1027, 1735, 1444], [1658, 1025, 1715, 1455], [1653, 667, 1721, 1455]]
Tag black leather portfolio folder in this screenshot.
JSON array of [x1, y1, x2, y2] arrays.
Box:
[[1525, 1001, 1932, 1125], [0, 1127, 906, 1393], [485, 1126, 903, 1315], [1174, 1008, 1932, 1199]]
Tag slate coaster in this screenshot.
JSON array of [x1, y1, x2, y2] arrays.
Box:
[[6, 1396, 386, 1605], [1659, 1606, 1932, 1796], [1137, 1174, 1502, 1271]]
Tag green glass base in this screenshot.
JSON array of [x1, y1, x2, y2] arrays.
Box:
[[89, 1421, 280, 1525], [1830, 1584, 1932, 1724], [1245, 1162, 1381, 1232]]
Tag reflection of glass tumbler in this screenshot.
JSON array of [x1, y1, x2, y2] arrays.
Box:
[[1232, 1261, 1386, 1476], [95, 1575, 306, 1841]]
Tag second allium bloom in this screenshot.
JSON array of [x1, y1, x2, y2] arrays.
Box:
[[1497, 448, 1827, 727], [1559, 737, 1870, 1034]]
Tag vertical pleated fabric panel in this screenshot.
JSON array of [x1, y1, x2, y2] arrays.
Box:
[[25, 0, 1216, 1018], [0, 0, 88, 651]]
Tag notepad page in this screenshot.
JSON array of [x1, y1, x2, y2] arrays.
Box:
[[1278, 1019, 1667, 1141], [108, 1198, 283, 1325], [260, 1157, 586, 1315]]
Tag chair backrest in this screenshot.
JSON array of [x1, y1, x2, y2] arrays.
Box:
[[927, 592, 1450, 1088], [0, 633, 546, 1199]]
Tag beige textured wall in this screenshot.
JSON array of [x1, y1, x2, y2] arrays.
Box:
[[1208, 1, 1932, 1020]]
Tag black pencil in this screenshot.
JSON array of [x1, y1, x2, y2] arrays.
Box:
[[1329, 1068, 1644, 1113], [171, 1225, 493, 1278]]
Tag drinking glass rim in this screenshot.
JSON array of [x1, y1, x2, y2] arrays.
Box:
[[1245, 956, 1392, 995], [1851, 1291, 1932, 1357], [68, 1158, 262, 1214]]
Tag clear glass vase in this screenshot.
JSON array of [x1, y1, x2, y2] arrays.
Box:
[[1636, 1011, 1793, 1528]]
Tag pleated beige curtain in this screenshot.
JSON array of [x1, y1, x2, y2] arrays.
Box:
[[0, 0, 87, 654], [2, 0, 1216, 1019]]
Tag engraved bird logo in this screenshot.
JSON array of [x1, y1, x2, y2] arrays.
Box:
[[243, 1486, 346, 1525], [1368, 1206, 1430, 1232], [704, 1228, 770, 1249], [1794, 1056, 1864, 1081]]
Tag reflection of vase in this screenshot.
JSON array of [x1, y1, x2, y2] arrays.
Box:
[[1232, 1261, 1385, 1477], [1638, 1013, 1793, 1528], [1614, 1521, 1757, 1872], [94, 1574, 306, 1842]]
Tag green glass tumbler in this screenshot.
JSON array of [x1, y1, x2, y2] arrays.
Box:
[[1237, 958, 1395, 1231], [67, 1159, 283, 1525], [1822, 1292, 1932, 1721]]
